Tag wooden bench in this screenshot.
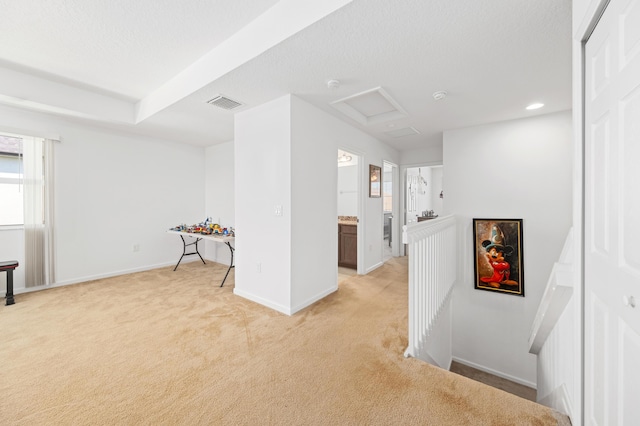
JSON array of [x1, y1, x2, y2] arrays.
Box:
[[1, 260, 18, 306]]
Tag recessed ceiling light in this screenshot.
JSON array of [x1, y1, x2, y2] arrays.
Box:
[[526, 103, 544, 110]]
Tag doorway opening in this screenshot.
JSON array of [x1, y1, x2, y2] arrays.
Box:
[[405, 165, 443, 225], [383, 161, 395, 262], [337, 149, 359, 284]]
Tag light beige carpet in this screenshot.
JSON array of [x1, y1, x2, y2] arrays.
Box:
[[1, 258, 562, 425]]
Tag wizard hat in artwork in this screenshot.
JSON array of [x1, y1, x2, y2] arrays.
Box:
[[481, 224, 514, 256]]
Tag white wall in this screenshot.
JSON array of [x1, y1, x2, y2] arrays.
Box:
[[234, 95, 293, 313], [290, 96, 400, 277], [289, 96, 399, 308], [0, 105, 205, 290], [233, 94, 399, 315], [444, 111, 573, 387], [337, 164, 358, 216], [290, 96, 343, 311], [400, 143, 443, 166], [204, 141, 235, 265]]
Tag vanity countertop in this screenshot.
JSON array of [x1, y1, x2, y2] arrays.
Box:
[[338, 216, 358, 225]]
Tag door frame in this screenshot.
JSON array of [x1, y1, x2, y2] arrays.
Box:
[[382, 160, 400, 258], [337, 147, 365, 275], [575, 1, 612, 424]]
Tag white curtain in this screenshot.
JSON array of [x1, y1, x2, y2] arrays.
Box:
[[23, 137, 55, 287]]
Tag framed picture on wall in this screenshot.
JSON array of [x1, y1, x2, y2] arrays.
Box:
[[472, 218, 524, 296], [369, 164, 381, 198]]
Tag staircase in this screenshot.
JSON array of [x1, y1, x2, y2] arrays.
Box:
[[403, 218, 576, 422]]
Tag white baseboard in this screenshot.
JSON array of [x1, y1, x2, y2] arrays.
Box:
[[13, 258, 199, 295], [365, 261, 384, 274], [290, 286, 338, 315], [204, 255, 230, 264], [233, 288, 292, 315], [452, 356, 536, 389], [233, 285, 339, 316]]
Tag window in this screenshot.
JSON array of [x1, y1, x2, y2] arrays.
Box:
[[0, 132, 56, 286], [0, 134, 24, 225]]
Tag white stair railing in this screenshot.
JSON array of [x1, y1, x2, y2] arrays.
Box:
[[402, 215, 457, 365], [529, 228, 575, 419]]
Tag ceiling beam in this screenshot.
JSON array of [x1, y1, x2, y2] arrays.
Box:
[[134, 0, 353, 123]]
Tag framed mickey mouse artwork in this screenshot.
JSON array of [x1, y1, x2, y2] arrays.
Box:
[[472, 218, 524, 296]]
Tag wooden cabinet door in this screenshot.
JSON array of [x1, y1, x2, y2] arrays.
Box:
[[339, 225, 357, 268]]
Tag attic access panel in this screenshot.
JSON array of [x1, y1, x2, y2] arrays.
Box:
[[330, 87, 407, 125]]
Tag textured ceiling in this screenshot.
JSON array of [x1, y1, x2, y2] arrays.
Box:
[[0, 0, 572, 151], [0, 0, 280, 98]]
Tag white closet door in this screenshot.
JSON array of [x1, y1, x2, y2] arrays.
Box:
[[584, 0, 640, 424]]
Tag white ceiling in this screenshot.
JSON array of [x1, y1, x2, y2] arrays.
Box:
[[0, 0, 572, 152]]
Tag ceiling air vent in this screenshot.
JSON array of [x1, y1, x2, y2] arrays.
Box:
[[206, 95, 243, 110]]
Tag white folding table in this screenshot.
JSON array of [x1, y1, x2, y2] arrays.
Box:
[[167, 230, 235, 287]]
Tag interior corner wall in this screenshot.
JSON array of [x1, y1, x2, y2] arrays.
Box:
[[444, 110, 573, 387], [0, 104, 206, 291], [289, 96, 341, 312], [233, 95, 292, 314], [204, 141, 235, 265], [233, 94, 400, 315], [289, 95, 400, 306]]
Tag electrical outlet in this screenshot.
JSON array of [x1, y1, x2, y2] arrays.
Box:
[[257, 262, 261, 273], [274, 205, 283, 216], [133, 244, 140, 252]]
